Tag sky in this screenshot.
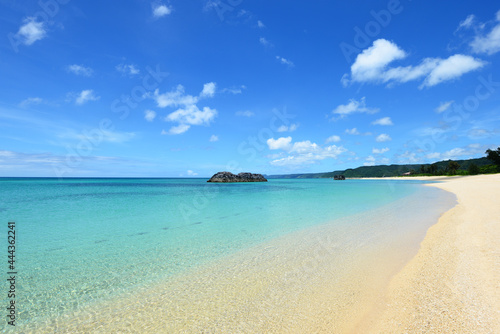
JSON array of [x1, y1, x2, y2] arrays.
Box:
[[1, 0, 500, 177]]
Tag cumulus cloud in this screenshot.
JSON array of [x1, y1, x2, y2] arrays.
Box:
[[209, 135, 219, 142], [15, 17, 46, 46], [435, 100, 454, 113], [276, 56, 294, 67], [200, 82, 216, 98], [470, 10, 500, 55], [343, 39, 486, 88], [332, 97, 379, 118], [67, 65, 93, 77], [116, 64, 140, 76], [144, 110, 156, 122], [186, 170, 198, 176], [326, 135, 341, 143], [375, 133, 391, 142], [75, 90, 99, 105], [372, 117, 393, 126], [268, 138, 347, 166], [153, 4, 172, 18], [267, 136, 292, 150], [235, 110, 255, 117], [150, 83, 218, 134]]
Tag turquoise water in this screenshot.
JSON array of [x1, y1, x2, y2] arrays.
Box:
[[0, 178, 454, 330]]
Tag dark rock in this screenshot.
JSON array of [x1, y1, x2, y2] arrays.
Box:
[[333, 175, 346, 180], [207, 171, 268, 183]]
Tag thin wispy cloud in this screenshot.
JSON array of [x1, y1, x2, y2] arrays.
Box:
[[326, 135, 341, 143], [116, 64, 140, 76], [470, 10, 500, 55], [209, 135, 219, 142], [257, 20, 265, 28], [277, 123, 298, 132], [67, 65, 93, 77], [75, 90, 100, 105], [332, 97, 379, 118], [19, 97, 44, 108], [372, 117, 393, 126], [435, 100, 454, 113], [345, 128, 360, 135], [375, 133, 392, 142], [372, 147, 389, 154], [235, 110, 255, 117], [276, 56, 294, 67], [144, 110, 156, 122], [260, 37, 273, 47]]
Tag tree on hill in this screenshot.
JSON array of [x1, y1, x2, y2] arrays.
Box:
[[448, 161, 460, 175], [486, 147, 500, 168], [468, 163, 480, 175]]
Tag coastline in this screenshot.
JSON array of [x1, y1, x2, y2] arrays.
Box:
[[360, 174, 500, 333]]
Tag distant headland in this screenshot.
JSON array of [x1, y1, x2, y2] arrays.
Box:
[[207, 172, 268, 183]]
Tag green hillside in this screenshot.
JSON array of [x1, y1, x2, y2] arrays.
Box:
[[268, 157, 496, 179]]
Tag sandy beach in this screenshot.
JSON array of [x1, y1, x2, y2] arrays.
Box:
[[362, 174, 500, 333]]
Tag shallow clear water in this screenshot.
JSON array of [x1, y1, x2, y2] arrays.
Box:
[[0, 178, 455, 330]]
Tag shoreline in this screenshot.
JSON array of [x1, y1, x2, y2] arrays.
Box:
[[360, 174, 500, 333]]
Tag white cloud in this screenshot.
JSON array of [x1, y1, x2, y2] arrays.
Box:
[[470, 10, 500, 55], [153, 85, 198, 108], [200, 82, 216, 98], [267, 136, 292, 150], [350, 39, 406, 83], [209, 135, 219, 142], [277, 123, 298, 132], [372, 117, 393, 126], [222, 85, 246, 94], [257, 20, 265, 28], [144, 110, 156, 122], [427, 144, 485, 161], [375, 134, 391, 142], [150, 83, 218, 134], [276, 56, 294, 67], [269, 139, 347, 166], [421, 54, 486, 87], [116, 64, 140, 76], [326, 135, 341, 143], [19, 97, 43, 108], [67, 65, 93, 77], [167, 124, 191, 135], [332, 97, 379, 117], [75, 90, 99, 105], [186, 170, 198, 176], [457, 14, 475, 30], [364, 155, 376, 166], [165, 105, 217, 126], [61, 129, 135, 143], [344, 39, 486, 88], [435, 100, 454, 113], [16, 17, 46, 46], [153, 4, 172, 18], [259, 37, 272, 47], [235, 110, 255, 117], [372, 147, 389, 154], [345, 128, 360, 135]]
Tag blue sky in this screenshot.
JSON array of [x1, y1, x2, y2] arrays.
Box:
[[1, 0, 500, 177]]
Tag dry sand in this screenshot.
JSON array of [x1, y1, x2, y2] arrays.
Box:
[[361, 174, 500, 333]]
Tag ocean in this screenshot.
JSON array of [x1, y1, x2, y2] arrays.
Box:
[[0, 178, 456, 332]]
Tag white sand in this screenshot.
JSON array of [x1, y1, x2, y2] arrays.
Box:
[[362, 174, 500, 333]]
